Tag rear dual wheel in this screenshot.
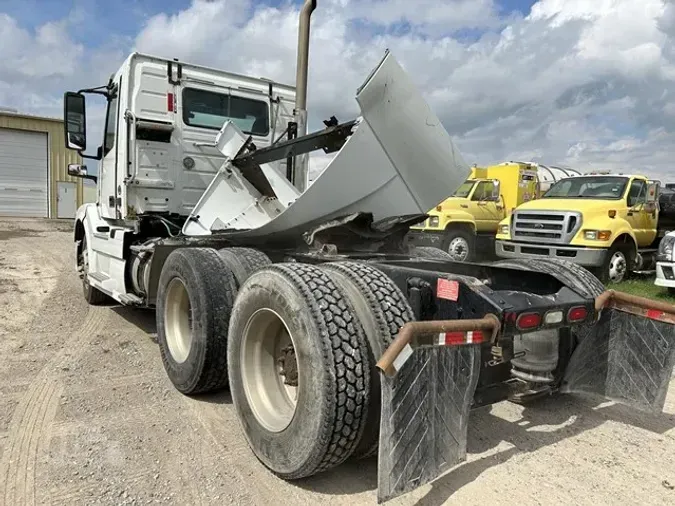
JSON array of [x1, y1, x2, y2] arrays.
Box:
[[227, 263, 372, 478], [227, 261, 414, 478], [158, 251, 414, 478], [156, 247, 270, 395]]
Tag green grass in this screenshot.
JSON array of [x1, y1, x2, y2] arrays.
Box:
[[614, 274, 675, 303]]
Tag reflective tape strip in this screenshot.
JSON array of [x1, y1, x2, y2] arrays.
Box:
[[437, 330, 485, 346], [391, 343, 414, 372]]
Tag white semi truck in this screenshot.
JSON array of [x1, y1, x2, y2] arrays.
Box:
[[63, 1, 675, 503]]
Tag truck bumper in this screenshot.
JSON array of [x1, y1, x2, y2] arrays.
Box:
[[495, 240, 607, 267], [407, 229, 444, 249], [655, 261, 675, 288]]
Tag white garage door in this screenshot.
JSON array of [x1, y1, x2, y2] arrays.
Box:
[[0, 128, 49, 217]]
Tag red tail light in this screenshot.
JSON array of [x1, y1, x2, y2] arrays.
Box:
[[568, 306, 588, 322], [516, 312, 541, 330], [167, 92, 175, 112]]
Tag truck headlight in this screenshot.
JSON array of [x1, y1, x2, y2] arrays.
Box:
[[658, 235, 675, 262], [499, 224, 509, 235], [584, 230, 611, 241], [429, 216, 440, 227]]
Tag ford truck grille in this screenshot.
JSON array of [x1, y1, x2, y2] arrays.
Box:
[[512, 210, 581, 244]]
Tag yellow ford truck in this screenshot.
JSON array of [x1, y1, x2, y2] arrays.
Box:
[[408, 162, 579, 261], [495, 173, 664, 284]]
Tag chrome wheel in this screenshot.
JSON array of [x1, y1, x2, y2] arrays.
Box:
[[164, 277, 194, 364], [447, 236, 470, 262], [608, 250, 627, 283], [241, 308, 299, 433]]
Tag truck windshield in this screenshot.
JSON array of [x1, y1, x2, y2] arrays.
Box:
[[542, 176, 629, 199], [182, 88, 270, 136], [451, 180, 476, 198]]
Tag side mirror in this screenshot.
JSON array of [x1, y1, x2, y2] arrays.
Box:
[[491, 180, 501, 201], [68, 163, 97, 183], [647, 182, 659, 203], [63, 92, 87, 151]]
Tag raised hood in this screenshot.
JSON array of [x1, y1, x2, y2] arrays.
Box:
[[182, 51, 471, 240]]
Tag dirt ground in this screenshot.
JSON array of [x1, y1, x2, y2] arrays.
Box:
[[0, 218, 674, 506]]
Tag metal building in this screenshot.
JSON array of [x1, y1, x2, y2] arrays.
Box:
[[0, 111, 85, 218]]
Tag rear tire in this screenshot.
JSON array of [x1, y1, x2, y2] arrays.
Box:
[[494, 258, 605, 299], [412, 246, 455, 261], [156, 248, 236, 395], [227, 263, 371, 479], [217, 247, 271, 289], [321, 261, 414, 459]]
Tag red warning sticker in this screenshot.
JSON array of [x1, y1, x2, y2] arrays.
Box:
[[437, 278, 459, 301]]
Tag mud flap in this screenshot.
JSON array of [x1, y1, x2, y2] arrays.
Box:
[[562, 307, 675, 413], [376, 344, 481, 503]]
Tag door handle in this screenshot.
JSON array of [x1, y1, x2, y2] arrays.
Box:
[[461, 204, 468, 208]]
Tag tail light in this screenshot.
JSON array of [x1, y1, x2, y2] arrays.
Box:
[[544, 310, 563, 324], [568, 306, 588, 322], [516, 312, 541, 330]]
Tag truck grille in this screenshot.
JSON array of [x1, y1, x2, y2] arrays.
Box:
[[512, 210, 581, 244]]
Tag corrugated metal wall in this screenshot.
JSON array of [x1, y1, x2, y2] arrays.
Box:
[[0, 113, 84, 218]]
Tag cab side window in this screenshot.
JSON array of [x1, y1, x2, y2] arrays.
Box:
[[472, 181, 495, 201], [627, 180, 646, 207], [103, 94, 119, 157]]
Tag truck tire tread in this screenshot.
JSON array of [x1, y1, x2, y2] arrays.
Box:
[[157, 247, 236, 394], [321, 261, 414, 459], [411, 246, 455, 261], [217, 247, 272, 289], [228, 263, 370, 478], [494, 258, 605, 298]]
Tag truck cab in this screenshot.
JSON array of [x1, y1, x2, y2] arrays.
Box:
[[66, 52, 296, 223], [495, 173, 661, 283], [408, 162, 579, 262]]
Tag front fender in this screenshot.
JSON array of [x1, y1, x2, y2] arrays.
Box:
[[572, 217, 637, 248], [73, 203, 105, 270], [439, 210, 476, 231]]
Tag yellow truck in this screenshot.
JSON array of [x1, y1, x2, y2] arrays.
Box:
[[495, 172, 667, 284], [408, 162, 579, 261]]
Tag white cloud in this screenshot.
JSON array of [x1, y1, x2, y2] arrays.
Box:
[[2, 0, 675, 183]]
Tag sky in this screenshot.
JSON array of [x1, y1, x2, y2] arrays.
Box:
[[1, 0, 674, 182]]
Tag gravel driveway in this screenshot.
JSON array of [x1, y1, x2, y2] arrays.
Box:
[[1, 218, 674, 506]]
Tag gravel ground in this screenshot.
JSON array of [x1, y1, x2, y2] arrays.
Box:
[[1, 218, 674, 506]]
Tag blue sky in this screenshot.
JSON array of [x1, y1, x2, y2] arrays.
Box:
[[1, 0, 674, 179], [0, 0, 538, 48]]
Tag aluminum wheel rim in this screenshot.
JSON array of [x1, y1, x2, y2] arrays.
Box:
[[82, 242, 90, 288], [241, 308, 299, 433], [448, 237, 469, 261], [608, 251, 627, 283], [164, 278, 193, 364]]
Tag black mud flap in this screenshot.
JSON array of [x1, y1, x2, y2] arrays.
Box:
[[376, 344, 481, 503], [562, 307, 675, 413]]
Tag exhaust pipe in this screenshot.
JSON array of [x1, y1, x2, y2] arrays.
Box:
[[296, 0, 316, 116], [291, 0, 317, 192]]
